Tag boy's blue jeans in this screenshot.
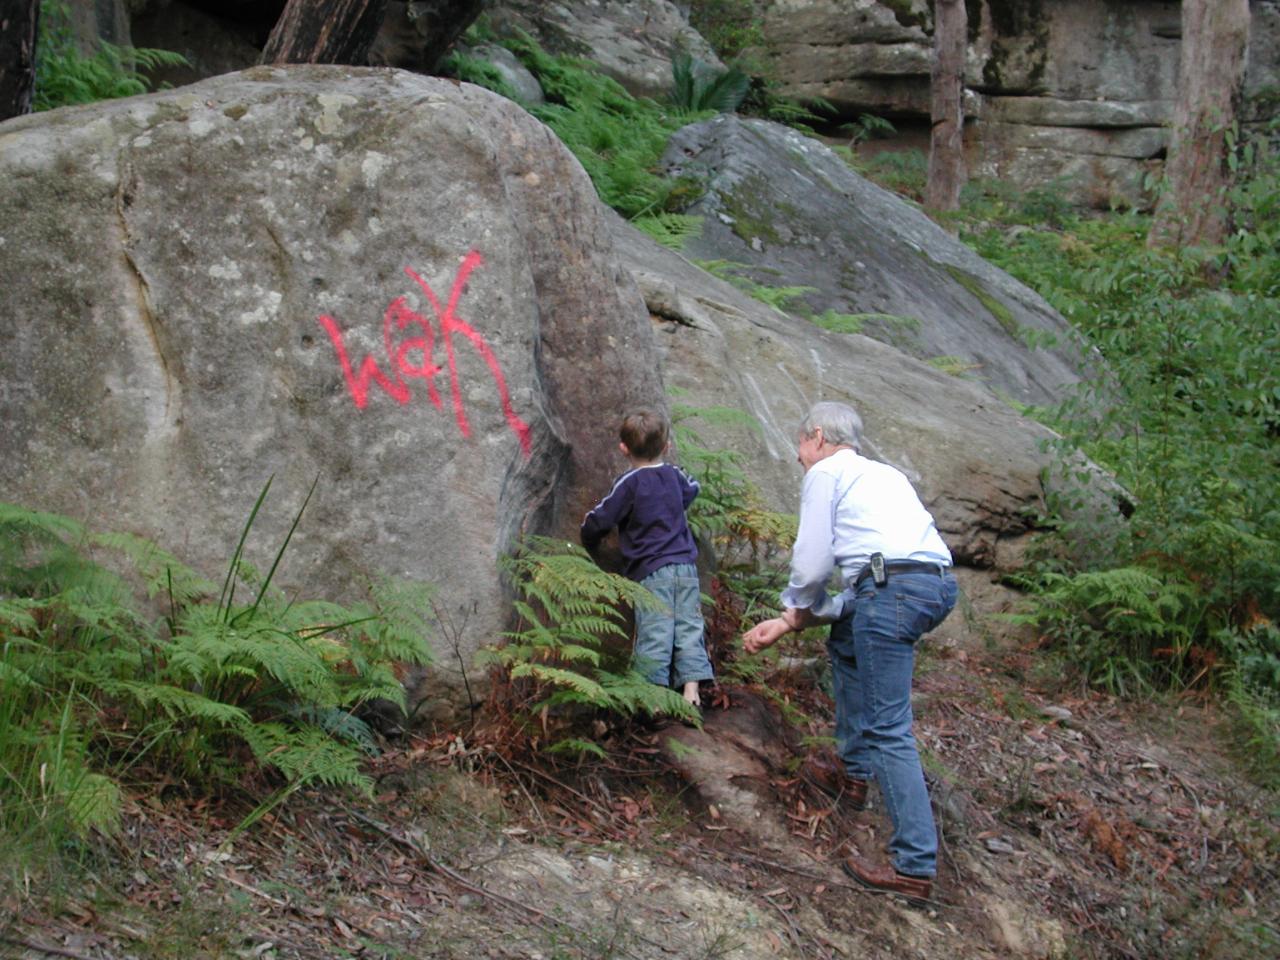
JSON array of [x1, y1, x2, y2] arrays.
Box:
[[828, 569, 958, 877], [635, 563, 714, 687]]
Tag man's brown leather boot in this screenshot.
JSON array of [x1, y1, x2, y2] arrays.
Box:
[[842, 855, 931, 906], [803, 754, 868, 810]]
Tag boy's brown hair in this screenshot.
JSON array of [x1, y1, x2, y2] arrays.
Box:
[[619, 410, 667, 460]]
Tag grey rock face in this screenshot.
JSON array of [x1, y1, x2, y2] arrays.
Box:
[[610, 212, 1064, 571], [487, 0, 722, 100], [659, 116, 1089, 407], [471, 43, 545, 106], [0, 67, 664, 700]]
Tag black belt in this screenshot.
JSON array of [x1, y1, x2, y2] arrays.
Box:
[[851, 560, 946, 589]]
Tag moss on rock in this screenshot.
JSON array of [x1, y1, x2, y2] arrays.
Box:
[[718, 175, 781, 246], [943, 263, 1021, 338]]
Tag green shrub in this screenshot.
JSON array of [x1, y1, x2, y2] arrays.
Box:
[[0, 486, 433, 862], [952, 124, 1280, 754], [479, 537, 696, 757], [492, 33, 705, 223], [686, 0, 765, 62], [34, 0, 187, 111], [670, 51, 750, 114], [1007, 566, 1205, 697]]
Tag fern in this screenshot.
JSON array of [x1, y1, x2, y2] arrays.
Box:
[[439, 50, 523, 103], [1224, 666, 1280, 790], [670, 51, 750, 114], [0, 493, 435, 864], [692, 259, 818, 312], [632, 212, 705, 250], [239, 723, 372, 791], [493, 32, 705, 220], [807, 310, 918, 336], [1010, 566, 1206, 695], [928, 355, 982, 376], [363, 576, 438, 666], [482, 538, 698, 752], [34, 1, 188, 111], [546, 738, 608, 760], [670, 404, 798, 570], [93, 530, 213, 616]]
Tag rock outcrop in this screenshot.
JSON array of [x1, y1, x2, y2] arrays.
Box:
[[751, 0, 1280, 208], [610, 210, 1065, 573], [115, 1, 1280, 208], [659, 115, 1089, 408], [0, 66, 664, 707]]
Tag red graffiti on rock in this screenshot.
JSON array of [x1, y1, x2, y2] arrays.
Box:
[[317, 251, 532, 457]]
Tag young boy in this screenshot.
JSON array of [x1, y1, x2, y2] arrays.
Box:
[[580, 411, 714, 708]]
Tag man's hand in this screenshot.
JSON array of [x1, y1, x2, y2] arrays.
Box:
[[742, 617, 791, 654]]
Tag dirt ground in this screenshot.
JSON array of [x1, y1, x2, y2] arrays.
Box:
[[3, 577, 1277, 960]]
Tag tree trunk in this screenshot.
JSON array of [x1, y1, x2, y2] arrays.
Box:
[[407, 0, 486, 74], [0, 0, 40, 121], [925, 0, 966, 214], [261, 0, 391, 65], [1148, 0, 1251, 250]]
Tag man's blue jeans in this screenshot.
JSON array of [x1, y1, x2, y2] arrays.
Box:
[[828, 569, 958, 877], [635, 563, 714, 687]]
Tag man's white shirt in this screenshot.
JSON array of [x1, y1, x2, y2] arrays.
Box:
[[780, 448, 951, 621]]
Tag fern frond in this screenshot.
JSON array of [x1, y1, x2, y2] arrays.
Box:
[[632, 213, 705, 250], [598, 671, 697, 719], [669, 52, 749, 114], [101, 680, 249, 727], [63, 771, 122, 836], [510, 663, 608, 700], [0, 598, 40, 635], [240, 722, 371, 793], [545, 738, 608, 760], [0, 502, 85, 545], [35, 2, 189, 112], [363, 576, 434, 666], [0, 658, 37, 690], [549, 643, 604, 666], [92, 530, 213, 603], [281, 704, 379, 756]]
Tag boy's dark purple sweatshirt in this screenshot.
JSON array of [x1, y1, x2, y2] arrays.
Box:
[[580, 463, 700, 581]]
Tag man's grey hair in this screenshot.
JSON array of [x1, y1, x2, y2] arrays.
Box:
[[799, 401, 863, 450]]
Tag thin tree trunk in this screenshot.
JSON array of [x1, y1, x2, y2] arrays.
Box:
[[925, 0, 966, 214], [261, 0, 390, 66], [1148, 0, 1251, 250], [0, 0, 40, 121]]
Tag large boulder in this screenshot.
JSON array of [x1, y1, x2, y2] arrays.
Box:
[[0, 66, 664, 709], [659, 115, 1090, 408], [610, 211, 1067, 573]]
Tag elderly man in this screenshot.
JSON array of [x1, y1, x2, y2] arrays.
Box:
[[743, 401, 957, 904]]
